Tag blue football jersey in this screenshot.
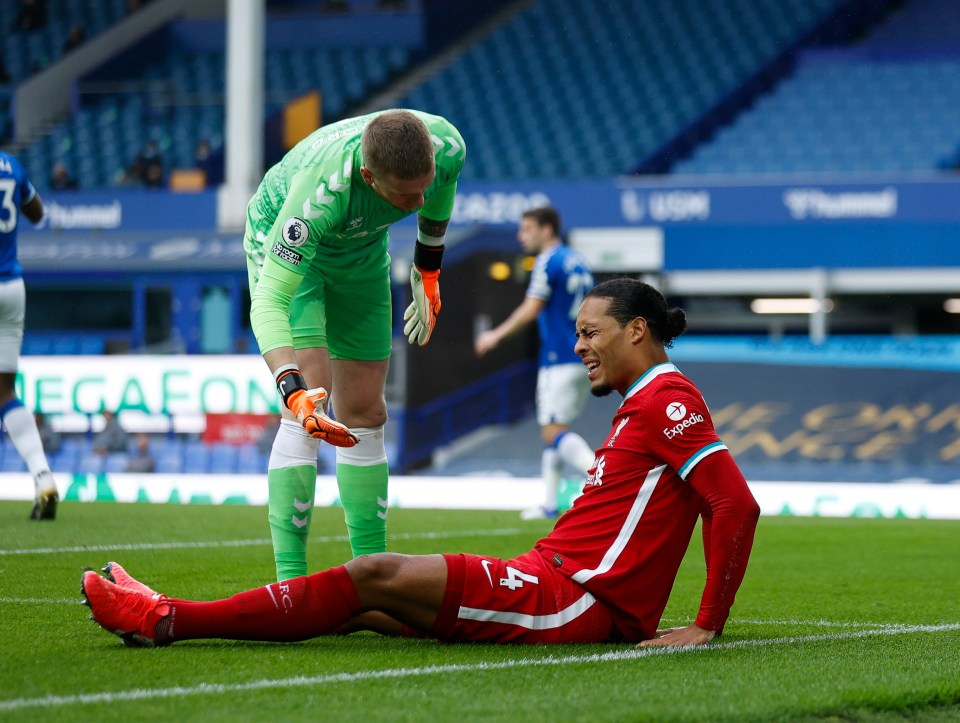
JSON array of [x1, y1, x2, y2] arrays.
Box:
[[525, 244, 594, 367], [0, 151, 36, 280]]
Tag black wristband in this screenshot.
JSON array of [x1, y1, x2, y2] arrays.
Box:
[[276, 369, 307, 406], [413, 241, 444, 272]]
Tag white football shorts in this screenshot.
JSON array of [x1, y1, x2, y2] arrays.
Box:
[[536, 362, 590, 427], [0, 278, 25, 372]]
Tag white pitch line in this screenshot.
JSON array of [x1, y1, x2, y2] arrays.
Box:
[[0, 527, 525, 556], [661, 617, 895, 629], [1, 623, 957, 712]]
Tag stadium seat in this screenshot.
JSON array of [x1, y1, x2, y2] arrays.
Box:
[[77, 452, 105, 475], [208, 443, 238, 474], [236, 444, 267, 474], [182, 440, 209, 473], [674, 0, 960, 176], [104, 452, 130, 473]]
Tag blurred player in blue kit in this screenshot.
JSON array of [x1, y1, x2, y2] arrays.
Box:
[[0, 150, 58, 519], [475, 206, 596, 518]]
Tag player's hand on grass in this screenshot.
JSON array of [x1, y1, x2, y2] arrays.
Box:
[[638, 623, 715, 648]]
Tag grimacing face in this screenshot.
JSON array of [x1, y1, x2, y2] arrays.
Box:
[[574, 296, 634, 397]]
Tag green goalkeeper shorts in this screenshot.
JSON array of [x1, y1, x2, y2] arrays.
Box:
[[251, 238, 393, 362]]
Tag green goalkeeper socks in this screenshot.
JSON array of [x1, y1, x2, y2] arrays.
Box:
[[336, 461, 388, 557], [267, 464, 316, 581]]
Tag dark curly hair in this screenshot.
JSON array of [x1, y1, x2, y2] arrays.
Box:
[[584, 277, 687, 348]]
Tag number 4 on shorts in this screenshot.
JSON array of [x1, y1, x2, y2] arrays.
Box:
[[500, 566, 539, 590]]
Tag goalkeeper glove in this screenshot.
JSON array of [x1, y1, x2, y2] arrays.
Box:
[[403, 265, 441, 346], [276, 369, 359, 447]]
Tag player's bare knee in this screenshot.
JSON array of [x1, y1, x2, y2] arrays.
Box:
[[346, 553, 406, 594]]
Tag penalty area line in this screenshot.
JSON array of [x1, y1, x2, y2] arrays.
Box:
[[1, 622, 958, 712]]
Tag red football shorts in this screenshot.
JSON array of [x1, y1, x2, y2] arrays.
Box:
[[432, 550, 613, 644]]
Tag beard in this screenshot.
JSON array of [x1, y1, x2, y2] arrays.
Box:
[[590, 383, 614, 398]]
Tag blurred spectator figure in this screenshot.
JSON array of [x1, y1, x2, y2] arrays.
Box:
[[116, 157, 144, 187], [0, 61, 11, 84], [117, 140, 164, 187], [193, 139, 222, 186], [136, 139, 164, 188], [62, 23, 86, 54], [35, 411, 61, 455], [49, 161, 78, 190], [12, 0, 47, 32], [124, 433, 155, 473], [144, 160, 165, 188], [127, 0, 146, 14], [321, 0, 350, 13], [93, 409, 129, 455]]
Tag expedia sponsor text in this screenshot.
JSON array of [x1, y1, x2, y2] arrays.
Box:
[[663, 411, 704, 439]]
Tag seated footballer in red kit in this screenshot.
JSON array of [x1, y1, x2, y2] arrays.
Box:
[[81, 278, 760, 648]]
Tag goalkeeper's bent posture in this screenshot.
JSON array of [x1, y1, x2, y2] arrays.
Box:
[[244, 110, 465, 580]]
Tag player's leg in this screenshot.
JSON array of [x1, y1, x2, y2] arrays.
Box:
[[82, 553, 449, 645], [262, 258, 332, 580], [541, 364, 595, 474], [531, 368, 558, 516], [324, 252, 392, 557], [329, 359, 389, 556], [82, 552, 613, 645], [0, 279, 57, 519]]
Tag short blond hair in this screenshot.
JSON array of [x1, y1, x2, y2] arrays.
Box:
[[361, 110, 435, 180]]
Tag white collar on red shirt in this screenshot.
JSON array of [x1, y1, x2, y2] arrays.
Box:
[[621, 362, 679, 405]]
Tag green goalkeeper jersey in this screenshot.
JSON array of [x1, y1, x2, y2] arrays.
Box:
[[245, 109, 466, 354]]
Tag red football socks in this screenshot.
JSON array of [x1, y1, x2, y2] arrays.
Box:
[[162, 565, 361, 643]]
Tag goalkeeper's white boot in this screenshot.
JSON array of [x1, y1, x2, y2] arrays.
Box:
[[102, 561, 159, 598], [30, 471, 58, 521], [81, 570, 171, 647]]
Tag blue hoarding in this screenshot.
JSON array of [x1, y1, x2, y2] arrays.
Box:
[[25, 175, 960, 272]]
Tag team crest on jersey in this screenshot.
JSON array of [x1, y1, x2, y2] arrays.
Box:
[[281, 217, 309, 248], [607, 417, 630, 447], [585, 455, 605, 487]]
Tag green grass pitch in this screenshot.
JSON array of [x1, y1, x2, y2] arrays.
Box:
[[1, 500, 958, 721]]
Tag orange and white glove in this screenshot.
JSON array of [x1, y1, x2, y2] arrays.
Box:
[[403, 265, 441, 346], [276, 369, 359, 447]]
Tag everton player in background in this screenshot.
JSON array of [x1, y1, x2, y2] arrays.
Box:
[[0, 150, 58, 520], [475, 206, 596, 520]]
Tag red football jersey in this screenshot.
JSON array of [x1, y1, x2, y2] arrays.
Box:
[[536, 362, 732, 641]]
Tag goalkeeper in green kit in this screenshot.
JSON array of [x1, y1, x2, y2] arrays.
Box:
[[244, 109, 465, 580]]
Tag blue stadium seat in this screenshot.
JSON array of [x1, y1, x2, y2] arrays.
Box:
[[77, 452, 104, 475], [182, 440, 209, 473], [208, 443, 238, 474], [104, 452, 130, 473], [237, 444, 267, 474]]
